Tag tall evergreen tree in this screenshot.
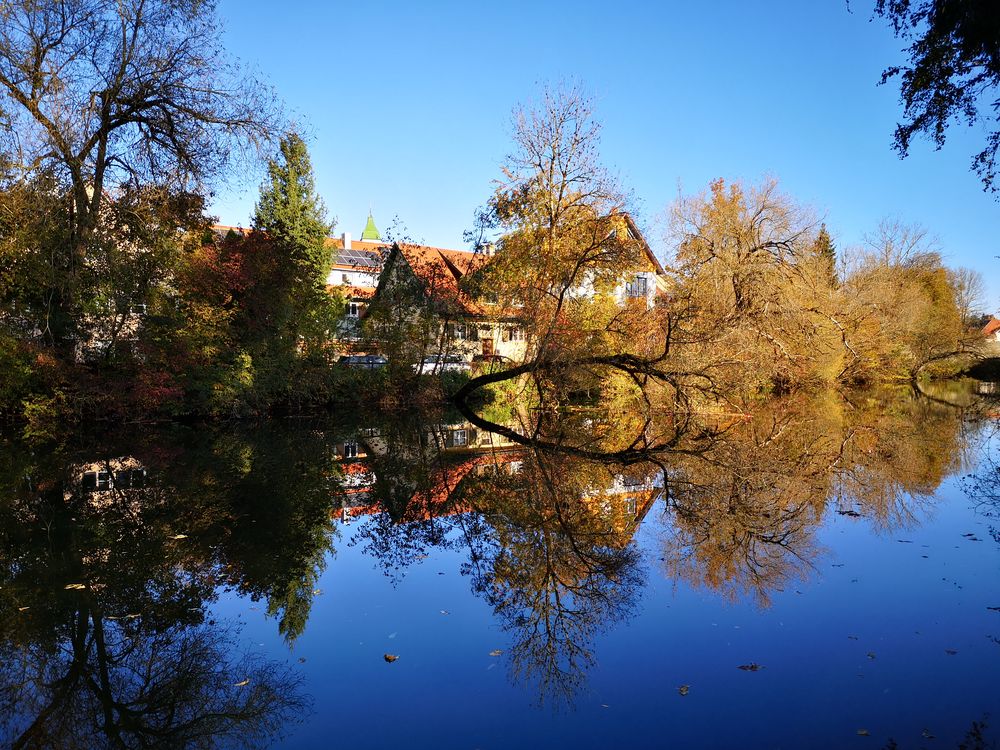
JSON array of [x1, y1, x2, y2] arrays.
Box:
[[253, 131, 335, 292], [813, 224, 837, 287], [248, 131, 342, 360]]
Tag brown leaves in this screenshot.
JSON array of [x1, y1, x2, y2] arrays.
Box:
[[383, 654, 399, 663], [737, 663, 764, 671]]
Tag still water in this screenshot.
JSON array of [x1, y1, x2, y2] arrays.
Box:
[[1, 389, 999, 748]]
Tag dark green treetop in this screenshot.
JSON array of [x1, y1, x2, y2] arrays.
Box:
[[813, 223, 838, 287], [253, 131, 335, 291]]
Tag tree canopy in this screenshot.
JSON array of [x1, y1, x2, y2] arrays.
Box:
[[874, 0, 1000, 192]]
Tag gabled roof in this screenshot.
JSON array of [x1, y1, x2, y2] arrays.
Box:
[[383, 243, 491, 316], [983, 318, 1000, 336], [619, 213, 665, 277]]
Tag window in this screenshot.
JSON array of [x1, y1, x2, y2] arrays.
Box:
[[503, 326, 525, 342], [626, 497, 638, 516], [342, 273, 350, 284], [343, 442, 358, 459], [346, 302, 359, 317], [82, 471, 111, 492], [452, 429, 468, 446], [626, 276, 648, 298], [453, 324, 466, 340]]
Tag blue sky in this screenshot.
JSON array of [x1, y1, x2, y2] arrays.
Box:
[[212, 0, 998, 310]]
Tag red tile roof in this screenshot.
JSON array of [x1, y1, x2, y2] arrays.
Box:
[[983, 318, 1000, 336], [394, 243, 490, 316]]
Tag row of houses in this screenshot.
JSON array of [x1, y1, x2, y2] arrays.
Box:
[[319, 212, 669, 362]]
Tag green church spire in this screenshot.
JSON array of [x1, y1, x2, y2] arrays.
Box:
[[361, 212, 381, 241]]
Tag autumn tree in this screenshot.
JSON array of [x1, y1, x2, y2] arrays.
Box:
[[948, 265, 987, 328], [0, 0, 279, 350], [466, 84, 653, 366], [845, 219, 964, 378]]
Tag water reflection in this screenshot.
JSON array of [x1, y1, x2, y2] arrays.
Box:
[[0, 430, 326, 746], [0, 385, 994, 734]]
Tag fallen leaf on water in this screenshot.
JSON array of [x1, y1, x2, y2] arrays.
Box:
[[848, 635, 859, 640], [678, 685, 690, 696], [897, 539, 913, 544], [489, 649, 503, 657], [297, 657, 306, 663], [233, 679, 249, 687], [987, 606, 1000, 613], [384, 654, 399, 663], [440, 610, 449, 615], [737, 663, 764, 671], [312, 588, 322, 595], [64, 583, 86, 590], [169, 534, 187, 540], [17, 606, 29, 611], [945, 649, 958, 655], [922, 729, 936, 739], [857, 729, 870, 736], [867, 652, 876, 660]]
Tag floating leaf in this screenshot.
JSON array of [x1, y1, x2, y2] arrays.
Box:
[[922, 729, 936, 739], [233, 679, 250, 687], [987, 606, 1000, 613], [489, 649, 503, 657], [64, 583, 86, 590], [440, 610, 449, 615], [383, 654, 399, 663], [848, 635, 859, 640], [737, 663, 764, 671], [944, 649, 958, 655], [678, 684, 690, 696], [857, 729, 870, 736], [17, 606, 29, 612], [866, 652, 876, 660], [169, 534, 188, 540]]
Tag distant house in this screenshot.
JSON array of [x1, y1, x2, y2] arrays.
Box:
[[324, 214, 388, 335], [364, 212, 666, 365], [982, 318, 1000, 353], [365, 241, 530, 363]]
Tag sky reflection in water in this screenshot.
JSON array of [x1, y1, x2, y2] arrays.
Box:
[[1, 388, 999, 749]]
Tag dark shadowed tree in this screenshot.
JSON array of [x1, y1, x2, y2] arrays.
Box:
[[0, 0, 280, 347], [874, 0, 1000, 192]]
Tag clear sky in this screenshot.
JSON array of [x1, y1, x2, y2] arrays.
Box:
[[211, 0, 998, 310]]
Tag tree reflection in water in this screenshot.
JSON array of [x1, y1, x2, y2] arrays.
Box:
[[0, 385, 989, 729], [0, 428, 330, 747], [349, 387, 985, 706]]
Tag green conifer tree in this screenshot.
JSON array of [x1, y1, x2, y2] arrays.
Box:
[[250, 131, 342, 359], [252, 131, 334, 291], [813, 224, 838, 288]]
